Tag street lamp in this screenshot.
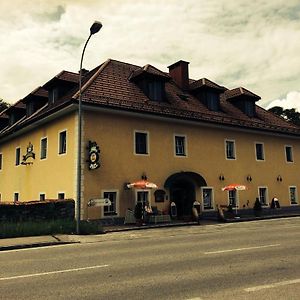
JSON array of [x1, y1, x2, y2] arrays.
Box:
[[76, 21, 102, 234]]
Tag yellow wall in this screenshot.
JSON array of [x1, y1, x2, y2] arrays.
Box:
[[83, 109, 300, 219], [0, 113, 77, 202], [1, 107, 299, 220]]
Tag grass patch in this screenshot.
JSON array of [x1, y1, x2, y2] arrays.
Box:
[[0, 219, 103, 238]]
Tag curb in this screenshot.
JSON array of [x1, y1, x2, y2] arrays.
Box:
[[0, 241, 75, 252]]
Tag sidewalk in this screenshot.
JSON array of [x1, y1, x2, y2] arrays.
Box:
[[1, 213, 299, 251]]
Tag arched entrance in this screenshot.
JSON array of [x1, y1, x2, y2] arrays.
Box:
[[164, 172, 207, 219]]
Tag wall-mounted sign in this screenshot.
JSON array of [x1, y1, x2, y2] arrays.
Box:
[[87, 141, 101, 170], [21, 142, 35, 165], [88, 198, 111, 207]]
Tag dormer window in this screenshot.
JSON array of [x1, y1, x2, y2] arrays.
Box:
[[49, 87, 59, 104], [189, 78, 225, 112], [130, 64, 170, 102], [137, 79, 165, 102], [225, 87, 260, 118]]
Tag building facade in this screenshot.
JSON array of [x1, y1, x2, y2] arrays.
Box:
[[0, 59, 299, 220]]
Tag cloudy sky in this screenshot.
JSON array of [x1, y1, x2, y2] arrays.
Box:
[[0, 0, 299, 110]]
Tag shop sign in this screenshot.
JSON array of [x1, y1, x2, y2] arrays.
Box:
[[88, 198, 111, 207], [21, 142, 35, 165], [87, 141, 100, 170]]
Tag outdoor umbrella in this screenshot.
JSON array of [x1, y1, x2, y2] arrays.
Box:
[[222, 184, 247, 215], [222, 184, 247, 191], [127, 179, 158, 189]]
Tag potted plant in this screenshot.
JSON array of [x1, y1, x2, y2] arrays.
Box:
[[134, 202, 143, 226], [253, 197, 262, 217]]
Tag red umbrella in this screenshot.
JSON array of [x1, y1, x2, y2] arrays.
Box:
[[222, 184, 247, 191], [127, 179, 158, 189]]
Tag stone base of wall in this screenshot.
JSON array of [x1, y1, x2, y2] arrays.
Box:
[[0, 199, 75, 222]]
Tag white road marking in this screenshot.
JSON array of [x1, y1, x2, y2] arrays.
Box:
[[0, 243, 80, 254], [0, 264, 109, 281], [244, 278, 300, 292], [204, 243, 280, 254]]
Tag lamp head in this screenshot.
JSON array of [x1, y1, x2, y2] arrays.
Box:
[[90, 21, 102, 35]]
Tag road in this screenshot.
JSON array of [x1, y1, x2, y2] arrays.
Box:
[[0, 218, 299, 299]]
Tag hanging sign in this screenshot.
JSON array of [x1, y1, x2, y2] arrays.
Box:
[[21, 142, 35, 165], [87, 141, 101, 170]]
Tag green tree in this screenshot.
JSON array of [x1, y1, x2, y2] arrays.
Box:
[[268, 106, 300, 126], [0, 98, 10, 113]]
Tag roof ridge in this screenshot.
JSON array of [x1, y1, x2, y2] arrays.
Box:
[[72, 58, 112, 100]]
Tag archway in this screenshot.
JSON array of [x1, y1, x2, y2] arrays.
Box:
[[164, 172, 207, 219]]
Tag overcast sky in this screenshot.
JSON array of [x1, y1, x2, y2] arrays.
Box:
[[0, 0, 299, 110]]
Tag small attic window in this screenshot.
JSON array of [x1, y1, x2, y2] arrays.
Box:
[[49, 88, 59, 104], [234, 99, 256, 117], [197, 90, 220, 111], [138, 79, 165, 102]]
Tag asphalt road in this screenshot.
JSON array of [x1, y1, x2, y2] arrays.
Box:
[[0, 218, 299, 300]]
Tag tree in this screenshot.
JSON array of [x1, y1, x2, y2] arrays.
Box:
[[268, 106, 300, 126], [0, 98, 10, 113]]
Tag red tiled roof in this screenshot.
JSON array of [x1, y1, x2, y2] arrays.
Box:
[[78, 59, 298, 134], [225, 87, 261, 101], [1, 59, 300, 138], [129, 64, 171, 81], [190, 78, 226, 91]]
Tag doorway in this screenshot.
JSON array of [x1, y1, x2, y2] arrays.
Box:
[[170, 179, 195, 219]]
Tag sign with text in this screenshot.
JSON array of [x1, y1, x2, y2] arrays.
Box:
[[88, 198, 111, 207]]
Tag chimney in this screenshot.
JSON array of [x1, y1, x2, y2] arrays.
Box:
[[168, 60, 189, 90]]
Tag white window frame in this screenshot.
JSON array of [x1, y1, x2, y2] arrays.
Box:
[[289, 186, 298, 205], [225, 139, 236, 160], [135, 189, 150, 205], [14, 192, 19, 202], [101, 189, 119, 218], [58, 130, 67, 155], [174, 134, 187, 157], [255, 142, 265, 161], [285, 145, 294, 163], [40, 136, 48, 160], [258, 186, 268, 206], [39, 193, 46, 201], [134, 130, 150, 156], [228, 189, 238, 208], [15, 147, 21, 166], [57, 192, 65, 200], [0, 152, 3, 171], [201, 187, 214, 210]]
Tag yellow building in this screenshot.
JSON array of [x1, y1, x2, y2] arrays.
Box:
[[0, 59, 299, 221]]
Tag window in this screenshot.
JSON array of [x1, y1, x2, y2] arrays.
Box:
[[49, 88, 59, 104], [40, 137, 47, 159], [255, 143, 265, 161], [225, 140, 236, 160], [289, 187, 298, 205], [175, 135, 186, 156], [58, 193, 65, 200], [103, 191, 118, 216], [0, 153, 2, 170], [228, 190, 237, 207], [135, 131, 148, 155], [285, 146, 293, 162], [40, 194, 46, 201], [14, 192, 19, 202], [148, 81, 165, 101], [258, 187, 268, 206], [15, 147, 21, 166], [202, 188, 214, 210], [59, 131, 67, 154], [137, 190, 149, 207]]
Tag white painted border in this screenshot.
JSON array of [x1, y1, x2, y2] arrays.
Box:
[[224, 139, 236, 160], [254, 141, 265, 161], [101, 189, 119, 218], [133, 130, 150, 156], [174, 134, 188, 157], [201, 186, 215, 211]]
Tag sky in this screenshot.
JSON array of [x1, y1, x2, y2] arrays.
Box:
[[0, 0, 299, 110]]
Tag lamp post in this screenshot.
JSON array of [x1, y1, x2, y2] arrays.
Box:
[[76, 21, 102, 234]]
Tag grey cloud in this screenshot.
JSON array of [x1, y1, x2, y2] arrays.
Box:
[[33, 5, 66, 23]]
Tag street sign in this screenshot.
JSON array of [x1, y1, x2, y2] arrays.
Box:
[[88, 198, 111, 207]]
